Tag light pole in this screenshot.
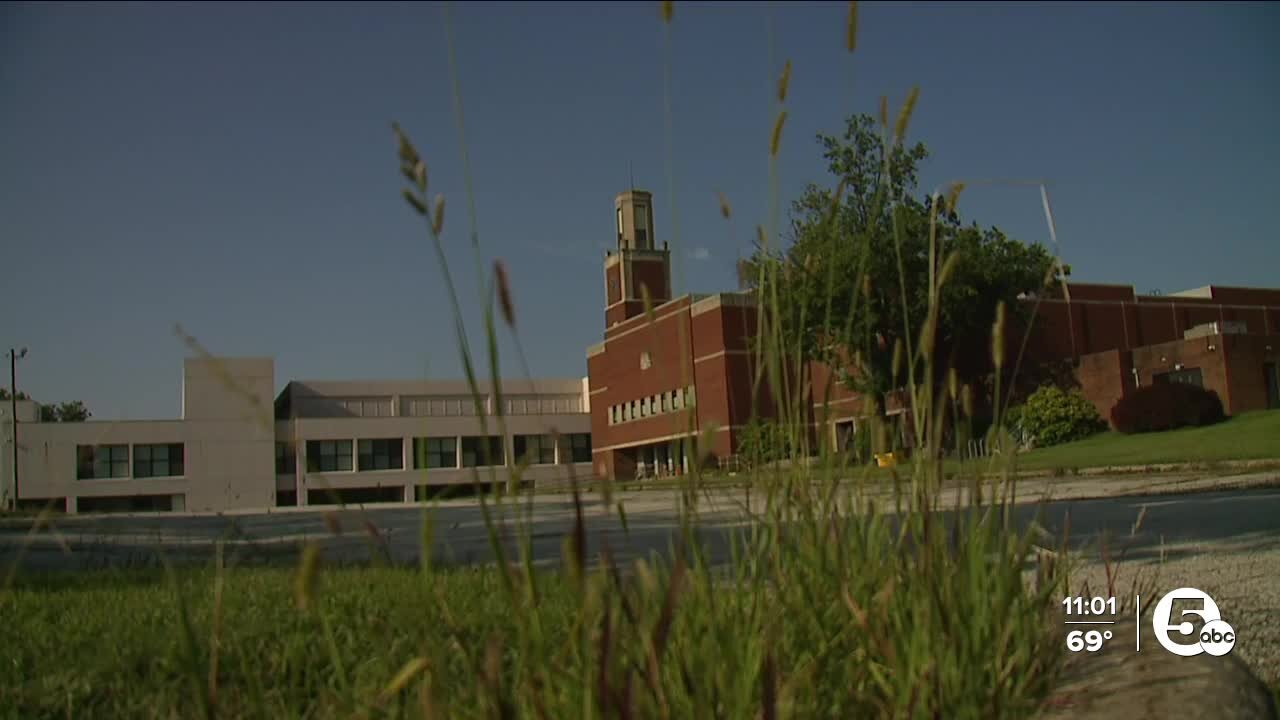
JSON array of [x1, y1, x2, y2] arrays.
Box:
[[7, 347, 27, 511]]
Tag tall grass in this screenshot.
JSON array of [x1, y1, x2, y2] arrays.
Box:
[[0, 2, 1098, 718], [381, 2, 1072, 717]]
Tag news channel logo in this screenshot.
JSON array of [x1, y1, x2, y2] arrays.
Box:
[[1151, 587, 1237, 657]]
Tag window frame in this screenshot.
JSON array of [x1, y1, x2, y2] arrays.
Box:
[[76, 444, 130, 480], [133, 443, 185, 479], [514, 434, 557, 466], [357, 438, 404, 472], [461, 436, 505, 468], [413, 437, 458, 470], [566, 433, 591, 463], [306, 439, 354, 473]]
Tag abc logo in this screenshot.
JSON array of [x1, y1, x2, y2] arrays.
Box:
[[1152, 587, 1237, 657]]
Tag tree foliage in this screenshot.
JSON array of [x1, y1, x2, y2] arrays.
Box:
[[0, 390, 91, 422], [39, 401, 92, 423], [743, 114, 1058, 410], [1016, 385, 1105, 447]]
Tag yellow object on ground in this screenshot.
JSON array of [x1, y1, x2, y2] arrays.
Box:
[[875, 452, 897, 468]]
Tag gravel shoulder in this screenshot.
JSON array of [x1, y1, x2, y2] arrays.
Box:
[[1053, 536, 1280, 688]]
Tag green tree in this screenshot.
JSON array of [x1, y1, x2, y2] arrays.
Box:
[[745, 113, 1057, 414], [37, 401, 91, 422], [0, 389, 30, 401]]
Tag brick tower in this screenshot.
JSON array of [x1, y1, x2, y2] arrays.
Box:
[[603, 190, 672, 328]]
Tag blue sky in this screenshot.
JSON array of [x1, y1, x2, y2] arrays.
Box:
[[2, 1, 1277, 420]]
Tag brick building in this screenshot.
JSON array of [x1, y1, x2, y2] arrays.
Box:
[[1019, 283, 1280, 420], [586, 190, 771, 481], [586, 190, 1280, 479]]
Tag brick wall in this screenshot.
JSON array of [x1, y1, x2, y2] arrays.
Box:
[[1224, 334, 1280, 414], [1075, 349, 1134, 423], [1130, 336, 1233, 412]]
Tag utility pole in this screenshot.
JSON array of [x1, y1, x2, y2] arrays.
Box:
[[8, 347, 26, 511]]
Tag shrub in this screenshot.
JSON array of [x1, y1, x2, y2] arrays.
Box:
[[735, 419, 796, 466], [1019, 385, 1106, 447], [1110, 381, 1225, 433]]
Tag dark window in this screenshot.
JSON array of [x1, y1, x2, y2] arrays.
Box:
[[275, 442, 296, 474], [306, 440, 353, 472], [570, 430, 588, 458], [560, 433, 592, 463], [461, 436, 505, 467], [77, 494, 174, 513], [1157, 367, 1204, 388], [413, 437, 457, 469], [275, 490, 297, 507], [514, 434, 556, 465], [357, 438, 404, 471], [306, 486, 402, 506], [134, 443, 185, 478], [76, 444, 129, 480]]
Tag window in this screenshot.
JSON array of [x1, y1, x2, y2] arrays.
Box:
[[660, 393, 669, 412], [358, 438, 403, 471], [461, 436, 505, 467], [635, 205, 649, 246], [616, 207, 623, 240], [275, 442, 296, 474], [413, 437, 457, 469], [306, 440, 353, 472], [1159, 367, 1204, 388], [561, 433, 591, 463], [134, 443, 185, 478], [76, 444, 129, 480], [514, 434, 557, 465], [640, 351, 652, 370]]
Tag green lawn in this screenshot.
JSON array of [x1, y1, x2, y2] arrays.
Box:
[[1, 482, 1068, 720], [1012, 409, 1280, 473]]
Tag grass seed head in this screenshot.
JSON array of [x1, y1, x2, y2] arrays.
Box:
[[777, 59, 792, 103], [717, 191, 732, 219], [494, 260, 515, 329], [770, 110, 788, 157], [893, 86, 920, 147], [945, 182, 965, 216], [432, 193, 445, 235], [403, 189, 427, 216]]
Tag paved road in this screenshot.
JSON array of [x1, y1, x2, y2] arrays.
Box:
[[2, 486, 1278, 573]]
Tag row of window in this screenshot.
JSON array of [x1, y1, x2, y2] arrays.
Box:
[[76, 443, 185, 481], [276, 434, 592, 474], [504, 395, 584, 415], [74, 434, 593, 481], [297, 395, 586, 418], [608, 387, 694, 425]]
